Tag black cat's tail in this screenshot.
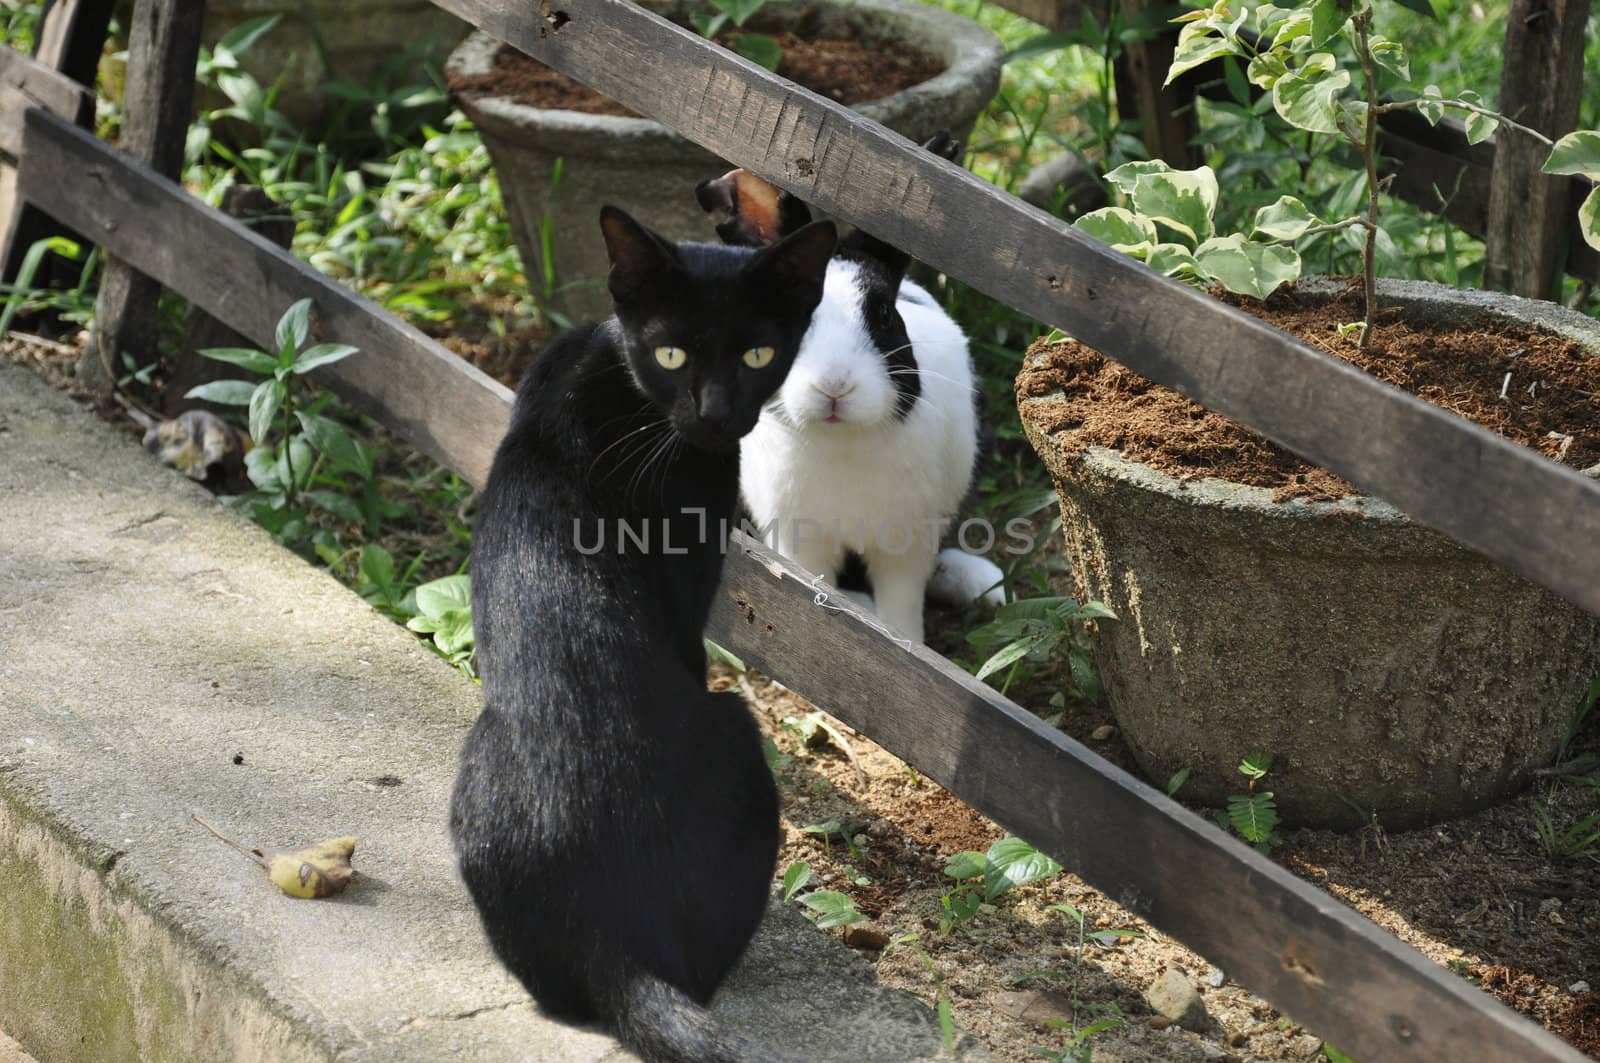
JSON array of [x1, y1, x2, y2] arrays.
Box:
[[608, 968, 795, 1063]]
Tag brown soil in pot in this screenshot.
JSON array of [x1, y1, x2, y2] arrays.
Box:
[[448, 33, 945, 119], [1015, 281, 1600, 502]]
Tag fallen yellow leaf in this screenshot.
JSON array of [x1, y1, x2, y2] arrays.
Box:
[[193, 815, 358, 900], [255, 837, 358, 899]]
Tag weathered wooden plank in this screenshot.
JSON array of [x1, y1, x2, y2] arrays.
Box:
[[431, 0, 1600, 616], [1483, 0, 1590, 299], [0, 44, 92, 157], [0, 1, 108, 284], [83, 0, 205, 397], [11, 101, 1584, 1063], [19, 109, 511, 481], [704, 535, 1591, 1063]]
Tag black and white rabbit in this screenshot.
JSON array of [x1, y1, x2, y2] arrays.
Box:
[[696, 139, 1005, 644]]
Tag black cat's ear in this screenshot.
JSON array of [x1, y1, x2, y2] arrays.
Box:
[[600, 206, 681, 304], [747, 219, 836, 306], [695, 169, 813, 247]]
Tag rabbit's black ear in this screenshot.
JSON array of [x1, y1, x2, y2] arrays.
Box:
[[695, 169, 813, 247]]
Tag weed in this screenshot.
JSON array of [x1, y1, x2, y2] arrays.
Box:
[[781, 860, 867, 928], [882, 932, 960, 1055], [939, 836, 1062, 933], [689, 0, 782, 72], [1223, 752, 1283, 853], [966, 596, 1115, 699]]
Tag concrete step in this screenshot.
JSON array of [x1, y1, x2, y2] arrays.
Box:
[[0, 361, 985, 1062]]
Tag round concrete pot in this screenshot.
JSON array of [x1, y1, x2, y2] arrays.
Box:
[[203, 0, 469, 126], [447, 0, 1003, 321], [1017, 278, 1600, 830]]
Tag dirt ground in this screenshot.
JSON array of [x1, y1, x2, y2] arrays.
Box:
[[718, 630, 1600, 1062]]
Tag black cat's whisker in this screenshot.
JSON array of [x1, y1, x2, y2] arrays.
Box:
[[626, 424, 680, 504], [587, 419, 670, 482]]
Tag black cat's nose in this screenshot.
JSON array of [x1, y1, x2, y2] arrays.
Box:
[[698, 384, 733, 425]]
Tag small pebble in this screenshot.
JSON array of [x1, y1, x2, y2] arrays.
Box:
[[1206, 966, 1226, 988], [1571, 981, 1592, 994], [1091, 724, 1117, 741]]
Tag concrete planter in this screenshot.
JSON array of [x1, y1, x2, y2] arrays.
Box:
[[203, 0, 469, 126], [447, 0, 1004, 321], [1018, 278, 1600, 829]]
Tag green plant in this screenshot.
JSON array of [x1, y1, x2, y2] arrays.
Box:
[[1161, 0, 1586, 343], [181, 299, 416, 563], [405, 572, 477, 678], [1532, 805, 1600, 864], [0, 236, 98, 337], [1074, 159, 1314, 300], [938, 836, 1061, 933], [690, 0, 782, 72], [1224, 752, 1283, 853], [1542, 132, 1600, 253], [781, 860, 867, 928], [1011, 902, 1138, 1061], [966, 596, 1114, 699]]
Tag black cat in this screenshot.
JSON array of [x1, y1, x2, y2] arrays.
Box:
[[451, 206, 836, 1063]]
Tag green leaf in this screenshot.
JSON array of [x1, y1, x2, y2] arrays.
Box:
[[1323, 1044, 1358, 1063], [1166, 767, 1191, 797], [1194, 235, 1301, 299], [798, 890, 865, 929], [974, 638, 1034, 682], [1269, 10, 1313, 46], [1453, 89, 1497, 145], [1239, 752, 1273, 779], [1309, 0, 1347, 48], [274, 298, 313, 357], [292, 342, 359, 375], [944, 851, 987, 881], [783, 862, 813, 902], [248, 379, 283, 444], [1227, 792, 1280, 845], [183, 379, 257, 406], [984, 836, 1062, 900], [1368, 36, 1409, 82], [244, 446, 282, 492], [1577, 186, 1600, 253], [732, 33, 782, 71], [429, 609, 476, 655], [1543, 131, 1600, 178], [690, 10, 729, 37], [1073, 600, 1118, 621], [1387, 0, 1436, 18], [196, 346, 275, 375], [303, 489, 364, 524], [1147, 243, 1199, 277], [1102, 160, 1172, 195], [1073, 207, 1159, 252], [217, 14, 281, 56], [1416, 84, 1445, 125], [1272, 53, 1350, 134], [1252, 195, 1319, 240], [295, 411, 363, 472], [709, 0, 765, 27], [275, 435, 314, 490], [415, 574, 472, 618], [704, 638, 747, 672], [360, 544, 396, 595], [1246, 50, 1290, 91], [1129, 167, 1219, 244], [1006, 31, 1080, 65], [1165, 24, 1239, 85]]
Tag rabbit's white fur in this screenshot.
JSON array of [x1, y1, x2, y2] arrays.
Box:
[[741, 260, 1003, 643]]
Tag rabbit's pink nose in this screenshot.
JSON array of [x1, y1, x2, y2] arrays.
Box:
[[811, 379, 856, 400]]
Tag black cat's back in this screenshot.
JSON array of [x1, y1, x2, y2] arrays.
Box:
[[450, 209, 834, 1063]]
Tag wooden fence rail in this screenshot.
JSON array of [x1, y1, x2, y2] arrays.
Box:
[[9, 99, 1590, 1063], [427, 0, 1600, 617]]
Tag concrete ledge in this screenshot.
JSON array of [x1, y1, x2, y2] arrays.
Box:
[[0, 361, 982, 1062]]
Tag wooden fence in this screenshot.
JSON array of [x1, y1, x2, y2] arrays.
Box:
[[1, 2, 1596, 1062]]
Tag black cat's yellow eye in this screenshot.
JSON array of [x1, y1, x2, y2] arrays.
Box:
[[742, 346, 776, 369], [654, 346, 688, 370]]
